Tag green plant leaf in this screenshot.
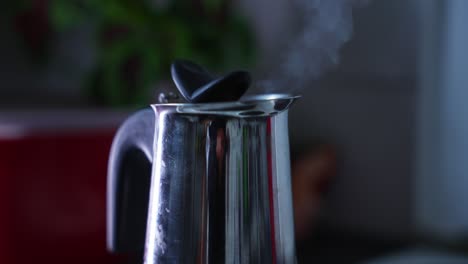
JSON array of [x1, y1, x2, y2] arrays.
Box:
[[203, 0, 223, 13], [50, 0, 87, 30]]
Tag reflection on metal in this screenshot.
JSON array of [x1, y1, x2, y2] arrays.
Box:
[[108, 94, 299, 263]]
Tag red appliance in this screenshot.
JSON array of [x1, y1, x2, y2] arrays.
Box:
[[0, 110, 128, 264]]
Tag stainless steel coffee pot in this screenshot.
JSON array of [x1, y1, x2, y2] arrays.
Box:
[[107, 93, 298, 263]]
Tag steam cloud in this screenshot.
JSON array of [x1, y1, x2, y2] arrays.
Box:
[[257, 0, 370, 93]]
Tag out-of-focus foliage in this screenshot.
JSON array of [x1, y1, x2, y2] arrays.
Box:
[[11, 0, 256, 107]]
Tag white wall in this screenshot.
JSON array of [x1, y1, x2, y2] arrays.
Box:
[[415, 0, 468, 239]]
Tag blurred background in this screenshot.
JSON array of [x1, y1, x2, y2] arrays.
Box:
[[2, 0, 468, 263]]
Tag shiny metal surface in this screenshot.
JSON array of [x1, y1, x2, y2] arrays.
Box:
[[108, 94, 298, 263]]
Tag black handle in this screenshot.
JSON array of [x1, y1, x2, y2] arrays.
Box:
[[107, 108, 155, 252]]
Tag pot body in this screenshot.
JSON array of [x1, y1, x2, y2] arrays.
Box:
[[108, 94, 298, 264]]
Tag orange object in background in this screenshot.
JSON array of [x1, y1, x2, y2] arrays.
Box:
[[0, 111, 128, 264]]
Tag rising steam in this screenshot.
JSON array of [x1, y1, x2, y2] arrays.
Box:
[[256, 0, 370, 92]]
